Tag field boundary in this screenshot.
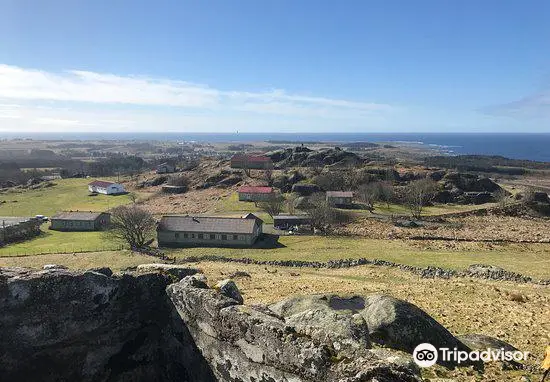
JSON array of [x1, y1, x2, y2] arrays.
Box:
[[178, 255, 550, 285]]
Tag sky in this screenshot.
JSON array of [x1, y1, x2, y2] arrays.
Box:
[[0, 0, 549, 134]]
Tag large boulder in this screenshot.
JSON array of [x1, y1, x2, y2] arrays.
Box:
[[167, 277, 421, 382], [456, 334, 519, 352], [0, 267, 214, 382], [270, 294, 370, 352], [359, 294, 470, 364]]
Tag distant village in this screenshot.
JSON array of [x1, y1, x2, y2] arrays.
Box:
[[0, 153, 355, 249]]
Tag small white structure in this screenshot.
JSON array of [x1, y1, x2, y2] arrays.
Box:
[[88, 180, 125, 195]]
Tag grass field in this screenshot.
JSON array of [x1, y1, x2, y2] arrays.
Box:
[[0, 178, 138, 217], [162, 236, 550, 278], [0, 228, 125, 256]]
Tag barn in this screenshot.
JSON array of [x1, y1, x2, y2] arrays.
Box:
[[50, 211, 111, 231], [88, 180, 125, 195], [157, 215, 262, 248]]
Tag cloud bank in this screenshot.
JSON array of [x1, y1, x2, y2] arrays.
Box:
[[0, 64, 393, 132]]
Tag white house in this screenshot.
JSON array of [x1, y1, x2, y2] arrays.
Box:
[[88, 180, 125, 195]]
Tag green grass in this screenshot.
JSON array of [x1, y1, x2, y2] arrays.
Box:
[[0, 250, 151, 271], [210, 192, 274, 223], [0, 178, 138, 217], [0, 228, 125, 256], [165, 235, 550, 279]]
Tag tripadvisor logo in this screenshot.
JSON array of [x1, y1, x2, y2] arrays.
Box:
[[412, 343, 529, 368]]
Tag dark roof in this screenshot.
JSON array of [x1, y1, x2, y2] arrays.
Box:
[[231, 154, 272, 163], [238, 186, 274, 194], [273, 215, 311, 221], [326, 191, 354, 198], [88, 180, 117, 187], [241, 213, 264, 223], [158, 216, 258, 234], [51, 211, 107, 221]]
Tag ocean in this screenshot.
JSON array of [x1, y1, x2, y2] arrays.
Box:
[[1, 132, 550, 163]]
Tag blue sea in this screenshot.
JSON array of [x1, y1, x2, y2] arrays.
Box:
[[2, 132, 550, 163]]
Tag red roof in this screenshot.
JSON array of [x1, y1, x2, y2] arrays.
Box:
[[231, 154, 272, 163], [238, 186, 274, 194], [89, 180, 116, 188]]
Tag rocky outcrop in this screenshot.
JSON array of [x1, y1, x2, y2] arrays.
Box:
[[360, 294, 470, 362], [0, 267, 214, 382], [268, 146, 363, 168], [167, 276, 421, 382]]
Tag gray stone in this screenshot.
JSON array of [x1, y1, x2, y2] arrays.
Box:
[[270, 294, 370, 352], [215, 279, 244, 304], [360, 294, 470, 366], [136, 263, 200, 280], [0, 267, 214, 382], [456, 333, 519, 352], [42, 264, 68, 270], [167, 277, 421, 382]]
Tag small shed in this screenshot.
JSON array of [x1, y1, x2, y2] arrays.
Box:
[[326, 191, 354, 206], [238, 186, 275, 202], [50, 211, 111, 231]]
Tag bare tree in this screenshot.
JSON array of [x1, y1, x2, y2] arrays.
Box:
[[343, 165, 360, 191], [404, 178, 437, 219], [357, 182, 380, 211], [105, 205, 156, 249], [307, 193, 352, 233], [378, 181, 395, 209], [357, 181, 394, 211], [258, 194, 285, 217], [263, 168, 274, 186], [285, 193, 299, 214]]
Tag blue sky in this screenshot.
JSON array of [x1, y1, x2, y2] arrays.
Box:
[[0, 0, 549, 133]]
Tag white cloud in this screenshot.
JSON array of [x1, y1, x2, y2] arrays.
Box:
[[483, 89, 550, 119], [0, 64, 391, 122]]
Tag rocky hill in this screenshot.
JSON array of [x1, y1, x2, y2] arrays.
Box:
[[267, 146, 364, 168]]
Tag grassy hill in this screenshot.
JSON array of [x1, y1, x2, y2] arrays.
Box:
[[0, 178, 137, 217]]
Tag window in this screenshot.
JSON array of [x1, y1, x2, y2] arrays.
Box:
[[198, 234, 203, 239], [175, 233, 179, 238], [191, 234, 195, 238], [233, 235, 238, 240], [210, 234, 215, 240], [221, 234, 227, 240], [183, 233, 188, 238]]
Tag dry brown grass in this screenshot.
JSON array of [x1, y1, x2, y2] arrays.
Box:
[[192, 261, 550, 382]]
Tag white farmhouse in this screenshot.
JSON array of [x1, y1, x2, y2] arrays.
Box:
[[88, 180, 125, 195]]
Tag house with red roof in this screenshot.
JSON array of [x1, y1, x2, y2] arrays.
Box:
[[88, 180, 125, 195], [230, 154, 273, 170], [237, 186, 275, 202]]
